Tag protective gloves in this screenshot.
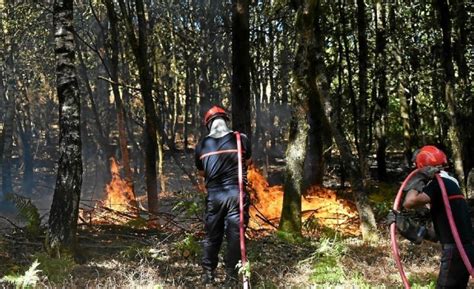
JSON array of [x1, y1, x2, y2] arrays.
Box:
[[403, 166, 440, 192], [386, 210, 437, 244]]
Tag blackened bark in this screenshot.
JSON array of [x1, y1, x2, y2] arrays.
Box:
[[231, 0, 251, 140], [374, 0, 388, 180], [356, 0, 369, 176], [46, 0, 83, 254]]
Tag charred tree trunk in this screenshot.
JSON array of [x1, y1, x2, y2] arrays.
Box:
[[305, 78, 327, 188], [231, 0, 251, 139], [374, 0, 388, 180], [435, 0, 466, 189], [356, 0, 369, 176], [118, 0, 159, 213], [46, 0, 83, 255]]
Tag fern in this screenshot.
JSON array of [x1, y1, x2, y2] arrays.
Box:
[[5, 193, 42, 237], [1, 260, 41, 288]]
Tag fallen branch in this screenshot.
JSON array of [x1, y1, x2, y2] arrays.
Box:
[[0, 215, 23, 231]]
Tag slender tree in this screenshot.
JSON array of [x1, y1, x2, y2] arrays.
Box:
[[231, 0, 251, 139], [1, 0, 16, 197], [117, 0, 160, 213], [46, 0, 83, 254], [434, 0, 465, 188], [279, 0, 316, 237], [373, 0, 388, 180]]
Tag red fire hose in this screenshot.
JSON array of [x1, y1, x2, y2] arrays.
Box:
[[391, 169, 474, 289], [436, 173, 474, 277], [235, 132, 250, 289]]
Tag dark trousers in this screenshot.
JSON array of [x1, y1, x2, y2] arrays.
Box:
[[437, 243, 474, 289], [202, 186, 249, 273]]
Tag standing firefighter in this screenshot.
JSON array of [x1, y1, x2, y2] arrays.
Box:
[[392, 145, 474, 288], [195, 106, 251, 285]]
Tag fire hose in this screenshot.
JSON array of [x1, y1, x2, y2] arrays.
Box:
[[235, 131, 250, 289], [391, 168, 474, 289]]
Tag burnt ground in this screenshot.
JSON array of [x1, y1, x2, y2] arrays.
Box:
[[0, 150, 473, 288]]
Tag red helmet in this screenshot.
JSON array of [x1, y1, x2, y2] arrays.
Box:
[[415, 145, 447, 168], [204, 105, 229, 127]]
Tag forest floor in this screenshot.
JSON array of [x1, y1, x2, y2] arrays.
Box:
[[0, 150, 472, 288]]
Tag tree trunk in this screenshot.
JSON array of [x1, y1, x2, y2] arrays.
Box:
[[356, 0, 369, 176], [374, 0, 388, 180], [390, 3, 412, 166], [1, 4, 16, 196], [231, 0, 251, 139], [435, 0, 466, 188], [279, 0, 316, 237], [16, 86, 34, 196], [104, 0, 134, 189], [46, 0, 83, 255], [118, 0, 159, 213]]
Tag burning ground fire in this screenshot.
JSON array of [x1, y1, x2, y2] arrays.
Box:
[[80, 158, 137, 224], [247, 166, 360, 236], [80, 160, 359, 236]]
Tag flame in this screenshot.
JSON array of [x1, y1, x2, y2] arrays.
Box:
[[248, 166, 360, 236], [103, 157, 135, 212]]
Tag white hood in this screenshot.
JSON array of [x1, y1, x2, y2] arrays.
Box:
[[207, 117, 232, 138]]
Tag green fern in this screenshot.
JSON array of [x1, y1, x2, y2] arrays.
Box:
[[1, 260, 41, 288], [5, 193, 42, 237]]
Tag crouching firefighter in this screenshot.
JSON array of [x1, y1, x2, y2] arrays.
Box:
[[388, 145, 474, 289], [195, 105, 251, 285]]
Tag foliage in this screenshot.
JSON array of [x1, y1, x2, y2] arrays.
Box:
[[236, 259, 251, 279], [5, 194, 42, 237], [174, 234, 201, 258], [32, 252, 75, 284], [409, 273, 437, 289], [172, 198, 203, 218], [0, 260, 41, 289]]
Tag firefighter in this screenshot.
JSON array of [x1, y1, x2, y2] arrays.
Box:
[[195, 105, 251, 285], [397, 145, 474, 288]]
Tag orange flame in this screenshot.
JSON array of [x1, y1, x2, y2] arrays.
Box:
[[248, 166, 360, 236], [103, 157, 135, 212]]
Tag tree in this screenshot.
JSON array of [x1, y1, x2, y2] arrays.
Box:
[[46, 0, 83, 254], [434, 0, 466, 189], [1, 0, 16, 197], [278, 0, 315, 237], [231, 0, 251, 139], [373, 0, 388, 180], [117, 0, 160, 213]]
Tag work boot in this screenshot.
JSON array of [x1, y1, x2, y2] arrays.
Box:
[[223, 268, 239, 288], [201, 269, 215, 285]]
